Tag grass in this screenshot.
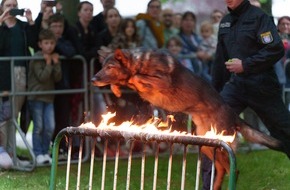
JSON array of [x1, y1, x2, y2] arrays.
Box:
[[0, 149, 289, 190]]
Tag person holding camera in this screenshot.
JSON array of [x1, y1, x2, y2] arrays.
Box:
[[0, 0, 38, 165], [27, 29, 61, 165]]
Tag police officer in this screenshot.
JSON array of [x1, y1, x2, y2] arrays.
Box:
[[202, 0, 290, 189]]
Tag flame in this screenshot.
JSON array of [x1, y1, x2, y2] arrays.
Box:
[[80, 112, 235, 143], [202, 126, 236, 143]]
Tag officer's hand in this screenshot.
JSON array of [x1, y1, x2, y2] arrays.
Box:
[[225, 58, 244, 74]]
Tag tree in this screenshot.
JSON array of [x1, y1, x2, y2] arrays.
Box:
[[260, 0, 272, 16], [58, 0, 79, 25]]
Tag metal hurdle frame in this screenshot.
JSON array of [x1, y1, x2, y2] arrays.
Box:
[[0, 55, 90, 171], [49, 127, 237, 190]]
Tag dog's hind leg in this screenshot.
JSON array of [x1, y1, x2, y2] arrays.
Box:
[[213, 163, 227, 190], [201, 147, 230, 190]]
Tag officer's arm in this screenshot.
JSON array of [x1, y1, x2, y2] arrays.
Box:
[[242, 14, 284, 74]]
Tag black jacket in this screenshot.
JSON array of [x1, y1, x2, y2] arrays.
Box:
[[0, 20, 38, 91], [212, 0, 284, 92]]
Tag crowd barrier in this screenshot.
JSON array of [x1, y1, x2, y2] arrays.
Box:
[[0, 55, 89, 171]]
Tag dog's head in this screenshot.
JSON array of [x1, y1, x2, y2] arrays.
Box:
[[92, 48, 177, 97], [91, 49, 133, 97]]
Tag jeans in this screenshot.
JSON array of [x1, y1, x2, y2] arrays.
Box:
[[29, 100, 55, 156], [1, 67, 26, 154]]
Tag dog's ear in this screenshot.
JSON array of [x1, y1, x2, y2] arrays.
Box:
[[114, 49, 131, 68]]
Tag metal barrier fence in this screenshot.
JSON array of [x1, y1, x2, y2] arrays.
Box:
[[0, 55, 89, 171], [49, 127, 237, 190]]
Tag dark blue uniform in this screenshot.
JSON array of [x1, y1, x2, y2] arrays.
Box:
[[200, 1, 290, 189], [212, 0, 290, 157]]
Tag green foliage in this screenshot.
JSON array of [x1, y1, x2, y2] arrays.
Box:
[[260, 0, 268, 4]]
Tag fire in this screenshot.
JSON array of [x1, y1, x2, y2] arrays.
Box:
[[80, 112, 235, 143], [202, 126, 236, 143]]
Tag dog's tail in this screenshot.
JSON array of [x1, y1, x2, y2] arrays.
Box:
[[236, 118, 283, 152]]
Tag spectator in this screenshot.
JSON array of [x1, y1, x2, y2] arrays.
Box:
[[276, 16, 290, 107], [166, 36, 194, 72], [109, 17, 151, 124], [19, 0, 55, 136], [0, 0, 37, 160], [210, 9, 224, 37], [1, 91, 13, 169], [27, 29, 61, 165], [275, 16, 290, 86], [0, 144, 12, 169], [165, 36, 192, 132], [161, 8, 178, 45], [96, 7, 122, 63], [75, 1, 98, 65], [173, 12, 182, 30], [75, 1, 106, 126], [178, 11, 204, 78], [90, 0, 115, 35], [96, 6, 123, 121], [36, 1, 54, 30], [136, 0, 164, 49], [95, 7, 131, 156], [48, 13, 77, 153], [109, 18, 141, 49], [197, 20, 217, 81]]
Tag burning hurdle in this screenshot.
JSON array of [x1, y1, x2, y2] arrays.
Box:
[[49, 117, 237, 190]]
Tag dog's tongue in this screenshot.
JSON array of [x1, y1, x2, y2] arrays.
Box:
[[111, 85, 122, 97]]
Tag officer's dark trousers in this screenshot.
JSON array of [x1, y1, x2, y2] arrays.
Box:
[[202, 71, 290, 189], [220, 72, 290, 156]]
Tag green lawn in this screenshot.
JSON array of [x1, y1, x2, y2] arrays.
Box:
[[0, 149, 289, 190]]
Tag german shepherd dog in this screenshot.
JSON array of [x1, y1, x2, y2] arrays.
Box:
[[92, 48, 283, 190]]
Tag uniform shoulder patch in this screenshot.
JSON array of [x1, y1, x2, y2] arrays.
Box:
[[260, 31, 273, 44]]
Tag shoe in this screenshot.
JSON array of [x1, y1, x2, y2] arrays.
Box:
[[16, 158, 31, 167], [0, 151, 13, 169], [36, 154, 49, 165], [43, 154, 52, 164], [58, 153, 67, 161]]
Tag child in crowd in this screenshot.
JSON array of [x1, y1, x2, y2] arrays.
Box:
[[165, 36, 194, 132], [198, 21, 217, 60], [27, 29, 62, 165], [197, 21, 217, 81], [109, 18, 141, 50], [166, 36, 195, 72]]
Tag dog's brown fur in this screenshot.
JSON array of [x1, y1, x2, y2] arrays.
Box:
[[92, 48, 283, 190]]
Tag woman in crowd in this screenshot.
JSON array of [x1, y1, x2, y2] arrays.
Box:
[[0, 0, 37, 167], [178, 11, 205, 78], [135, 0, 164, 49], [75, 1, 106, 127], [274, 16, 290, 86], [96, 7, 122, 63]]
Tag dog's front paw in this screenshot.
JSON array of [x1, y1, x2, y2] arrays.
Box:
[[111, 84, 122, 97]]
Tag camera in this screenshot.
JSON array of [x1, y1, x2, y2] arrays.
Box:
[[9, 8, 25, 16], [43, 0, 57, 7]]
